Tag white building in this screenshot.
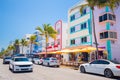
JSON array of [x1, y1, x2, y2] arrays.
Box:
[[20, 34, 32, 54], [67, 1, 120, 62]]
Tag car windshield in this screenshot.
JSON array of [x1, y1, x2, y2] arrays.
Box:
[[51, 58, 57, 60], [110, 60, 120, 64], [14, 58, 29, 62], [34, 58, 39, 60], [5, 57, 11, 59]]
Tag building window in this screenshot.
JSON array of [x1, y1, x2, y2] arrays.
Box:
[[100, 31, 108, 39], [100, 31, 117, 39], [110, 32, 117, 39], [81, 23, 87, 30], [71, 39, 75, 45], [99, 13, 116, 22], [99, 16, 102, 22], [81, 37, 87, 43], [104, 31, 108, 38], [81, 8, 86, 16], [100, 33, 104, 39], [103, 14, 107, 21], [70, 15, 75, 21], [70, 27, 75, 33]]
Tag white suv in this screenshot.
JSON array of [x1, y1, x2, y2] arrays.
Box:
[[43, 57, 60, 67], [9, 57, 33, 72]]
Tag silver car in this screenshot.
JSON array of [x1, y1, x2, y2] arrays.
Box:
[[43, 57, 60, 67], [79, 59, 120, 78], [3, 56, 11, 64], [9, 57, 33, 72]]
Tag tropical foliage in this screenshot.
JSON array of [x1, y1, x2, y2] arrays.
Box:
[[29, 35, 37, 54], [13, 39, 20, 54], [36, 24, 57, 57], [20, 39, 28, 54]]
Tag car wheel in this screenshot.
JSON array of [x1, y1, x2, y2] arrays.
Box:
[[9, 65, 11, 70], [47, 63, 50, 67], [41, 62, 43, 65], [104, 69, 113, 78], [30, 70, 33, 72], [80, 66, 86, 73], [57, 65, 59, 67], [37, 62, 40, 65], [12, 66, 15, 73]]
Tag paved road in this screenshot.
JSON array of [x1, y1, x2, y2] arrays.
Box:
[[0, 59, 119, 80]]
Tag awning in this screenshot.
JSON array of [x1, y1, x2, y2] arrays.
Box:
[[62, 45, 90, 50], [80, 47, 105, 52], [38, 46, 106, 54]]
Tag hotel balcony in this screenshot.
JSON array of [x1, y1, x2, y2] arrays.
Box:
[[99, 12, 116, 25], [99, 30, 117, 41]]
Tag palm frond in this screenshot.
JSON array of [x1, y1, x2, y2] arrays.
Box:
[[49, 34, 57, 40], [36, 26, 44, 33], [80, 4, 88, 13]]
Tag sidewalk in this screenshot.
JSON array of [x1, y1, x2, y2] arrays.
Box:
[[60, 65, 79, 70]]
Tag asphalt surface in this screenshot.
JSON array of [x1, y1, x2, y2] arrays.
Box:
[[0, 59, 119, 80]]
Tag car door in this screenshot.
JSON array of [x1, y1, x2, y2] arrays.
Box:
[[43, 58, 46, 65], [95, 60, 110, 74], [85, 60, 99, 73]]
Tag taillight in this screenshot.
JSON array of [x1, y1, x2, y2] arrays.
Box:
[[116, 66, 120, 69]]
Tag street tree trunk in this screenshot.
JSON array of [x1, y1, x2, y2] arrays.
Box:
[[22, 46, 24, 54], [92, 10, 99, 59], [45, 35, 47, 58], [30, 43, 33, 55]]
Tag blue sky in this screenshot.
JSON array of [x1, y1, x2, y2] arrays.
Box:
[[0, 0, 80, 50]]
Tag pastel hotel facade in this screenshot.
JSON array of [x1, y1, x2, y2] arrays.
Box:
[[46, 20, 68, 52], [68, 1, 120, 62]]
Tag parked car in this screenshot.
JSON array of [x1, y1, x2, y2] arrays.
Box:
[[42, 57, 60, 67], [79, 59, 120, 78], [3, 56, 11, 64], [33, 58, 43, 65], [12, 54, 25, 58], [9, 57, 33, 72]]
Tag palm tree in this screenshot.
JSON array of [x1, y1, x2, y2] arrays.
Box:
[[20, 39, 28, 54], [13, 39, 20, 54], [72, 0, 120, 59], [96, 0, 120, 12], [36, 24, 57, 57], [3, 49, 9, 56], [29, 35, 37, 55], [7, 45, 15, 55]]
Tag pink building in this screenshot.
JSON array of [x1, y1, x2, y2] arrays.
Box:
[[46, 20, 68, 53]]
